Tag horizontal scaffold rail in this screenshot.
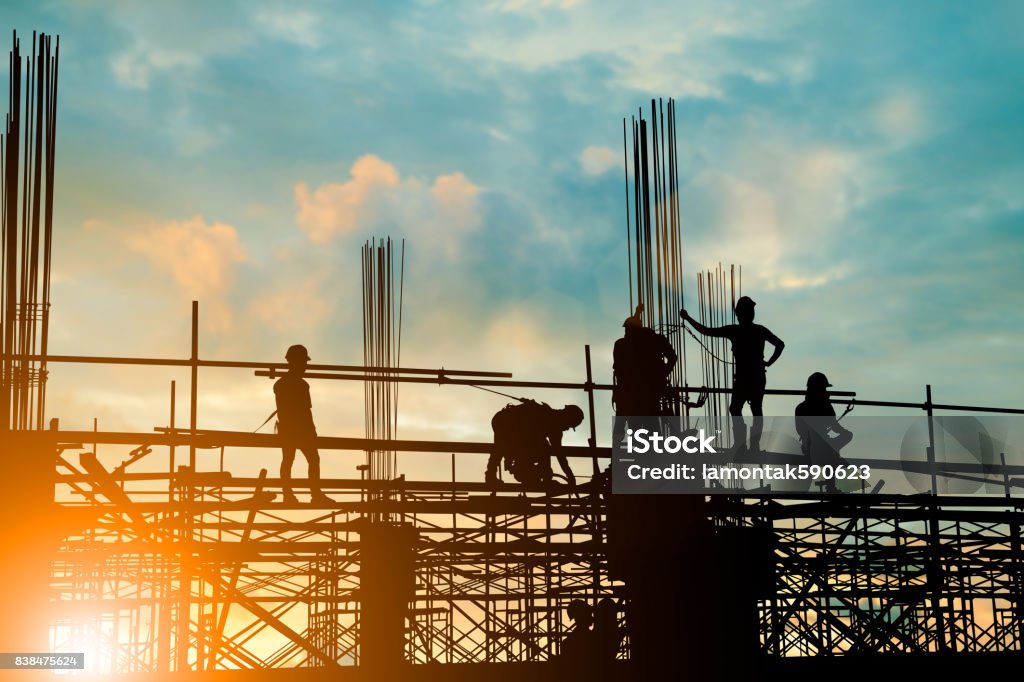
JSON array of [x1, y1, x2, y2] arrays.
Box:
[[15, 428, 609, 457], [2, 352, 513, 377]]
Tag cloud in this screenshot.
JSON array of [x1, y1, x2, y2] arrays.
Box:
[[294, 155, 402, 243], [248, 276, 331, 335], [98, 4, 256, 90], [125, 216, 248, 331], [254, 8, 322, 48], [459, 2, 810, 100], [166, 107, 227, 157], [680, 136, 861, 291], [580, 145, 619, 176], [431, 172, 483, 256], [773, 265, 851, 291], [294, 155, 483, 258], [874, 91, 930, 142], [111, 43, 200, 90], [492, 0, 583, 11]]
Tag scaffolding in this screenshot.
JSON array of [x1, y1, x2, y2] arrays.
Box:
[[6, 339, 1018, 675]]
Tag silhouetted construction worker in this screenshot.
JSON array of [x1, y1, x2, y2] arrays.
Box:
[[558, 599, 593, 667], [681, 296, 784, 454], [591, 598, 623, 666], [611, 303, 683, 450], [274, 344, 332, 505], [613, 304, 677, 418], [486, 400, 584, 487], [795, 372, 853, 475]]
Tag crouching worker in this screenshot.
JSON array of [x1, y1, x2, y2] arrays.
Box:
[[485, 400, 584, 487], [795, 372, 853, 491]]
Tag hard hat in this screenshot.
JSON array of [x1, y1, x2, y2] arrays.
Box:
[[735, 295, 756, 311], [285, 344, 310, 363], [567, 599, 590, 620], [623, 303, 644, 328], [563, 404, 585, 428], [807, 372, 832, 389]]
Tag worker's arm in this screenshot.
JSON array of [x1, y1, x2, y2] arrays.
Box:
[[685, 391, 708, 409], [555, 451, 576, 487], [827, 417, 852, 439], [764, 329, 785, 368], [680, 309, 729, 338], [548, 431, 576, 487]]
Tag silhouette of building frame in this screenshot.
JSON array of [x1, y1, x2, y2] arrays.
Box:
[[13, 332, 1020, 674]]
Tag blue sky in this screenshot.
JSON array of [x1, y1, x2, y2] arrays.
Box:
[[3, 1, 1022, 477]]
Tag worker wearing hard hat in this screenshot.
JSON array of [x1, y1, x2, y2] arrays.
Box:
[[794, 372, 853, 475], [680, 296, 784, 454], [274, 344, 332, 505], [487, 400, 584, 487]]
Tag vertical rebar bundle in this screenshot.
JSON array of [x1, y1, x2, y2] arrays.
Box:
[[623, 98, 687, 413], [1, 30, 58, 432], [695, 264, 740, 441], [360, 237, 405, 487]]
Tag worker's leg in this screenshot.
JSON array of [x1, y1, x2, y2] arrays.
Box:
[[748, 381, 765, 454], [280, 447, 297, 502], [729, 386, 747, 451], [301, 446, 321, 483], [485, 449, 503, 484], [301, 446, 332, 504]]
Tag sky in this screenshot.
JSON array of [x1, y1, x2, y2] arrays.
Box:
[[3, 0, 1023, 481]]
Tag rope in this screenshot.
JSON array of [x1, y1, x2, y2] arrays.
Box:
[[659, 323, 735, 366], [466, 383, 527, 403], [254, 410, 277, 433]]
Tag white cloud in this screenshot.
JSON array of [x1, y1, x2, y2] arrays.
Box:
[[681, 138, 861, 291], [294, 155, 483, 259], [255, 8, 322, 48], [486, 127, 513, 142], [492, 0, 583, 11], [124, 216, 248, 331], [166, 107, 227, 157], [875, 91, 929, 142], [248, 276, 331, 334], [580, 145, 619, 176], [431, 172, 483, 256], [294, 155, 401, 243], [111, 43, 200, 90], [125, 216, 247, 296], [772, 264, 851, 291], [459, 2, 808, 99]]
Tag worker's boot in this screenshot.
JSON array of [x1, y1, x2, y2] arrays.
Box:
[[485, 458, 501, 486], [310, 489, 332, 506], [748, 417, 764, 455], [730, 418, 748, 457], [281, 489, 299, 505]]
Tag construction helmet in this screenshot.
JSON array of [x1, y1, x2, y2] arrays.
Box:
[[567, 599, 590, 621], [735, 295, 756, 313], [563, 404, 585, 429], [285, 344, 310, 363], [807, 372, 832, 390]]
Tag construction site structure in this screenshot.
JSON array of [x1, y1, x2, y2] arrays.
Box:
[[2, 31, 1024, 682]]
